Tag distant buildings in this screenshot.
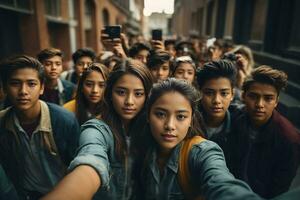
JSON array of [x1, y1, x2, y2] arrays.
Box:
[[0, 0, 144, 61], [172, 0, 300, 128]]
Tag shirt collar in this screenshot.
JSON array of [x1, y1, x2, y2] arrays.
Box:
[[57, 78, 64, 94], [7, 100, 52, 133]]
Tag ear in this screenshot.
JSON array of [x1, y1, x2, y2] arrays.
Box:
[[274, 95, 279, 108], [231, 88, 235, 101], [40, 83, 45, 95]]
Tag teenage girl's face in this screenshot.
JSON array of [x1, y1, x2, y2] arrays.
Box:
[[82, 71, 105, 105], [112, 74, 146, 125], [173, 62, 195, 84], [149, 91, 192, 154]]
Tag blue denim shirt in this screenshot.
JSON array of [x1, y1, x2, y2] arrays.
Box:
[[69, 119, 135, 200], [144, 140, 263, 200]]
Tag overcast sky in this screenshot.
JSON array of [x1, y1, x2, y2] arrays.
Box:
[[143, 0, 174, 16]]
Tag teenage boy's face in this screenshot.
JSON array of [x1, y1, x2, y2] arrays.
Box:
[[149, 91, 192, 154], [134, 49, 149, 64], [242, 82, 278, 128], [43, 55, 63, 81], [150, 62, 170, 83], [75, 56, 93, 77], [201, 78, 233, 122], [112, 74, 146, 126], [173, 62, 195, 84], [6, 68, 44, 112]]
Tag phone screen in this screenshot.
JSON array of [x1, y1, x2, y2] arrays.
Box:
[[104, 25, 121, 39], [152, 29, 163, 40]]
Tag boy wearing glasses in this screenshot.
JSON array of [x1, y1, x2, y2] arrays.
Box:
[[37, 48, 75, 105], [228, 65, 300, 198]]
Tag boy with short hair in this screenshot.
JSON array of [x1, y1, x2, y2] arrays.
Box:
[[61, 48, 96, 84], [196, 60, 241, 157], [229, 65, 300, 198], [37, 48, 75, 105], [0, 55, 79, 199], [147, 49, 171, 83], [128, 42, 150, 64]]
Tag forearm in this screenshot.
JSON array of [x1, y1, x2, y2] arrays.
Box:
[[41, 165, 101, 200]]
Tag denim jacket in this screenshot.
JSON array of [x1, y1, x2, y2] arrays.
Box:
[[0, 101, 80, 198], [69, 119, 137, 200], [143, 140, 263, 200]]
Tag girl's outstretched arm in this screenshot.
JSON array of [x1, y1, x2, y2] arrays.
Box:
[[41, 165, 100, 200]]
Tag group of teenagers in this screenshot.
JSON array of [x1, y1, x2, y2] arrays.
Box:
[[0, 34, 299, 200]]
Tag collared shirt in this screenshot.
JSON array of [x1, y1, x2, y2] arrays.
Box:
[[143, 140, 263, 200], [6, 101, 65, 194]]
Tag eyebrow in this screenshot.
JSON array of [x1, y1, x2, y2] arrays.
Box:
[[153, 106, 190, 113], [115, 86, 144, 91], [203, 88, 231, 91]]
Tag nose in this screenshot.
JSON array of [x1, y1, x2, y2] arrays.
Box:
[[142, 57, 147, 64], [19, 83, 28, 95], [125, 93, 134, 105], [164, 116, 176, 131], [158, 68, 164, 76], [213, 93, 222, 104], [256, 97, 264, 108], [91, 84, 99, 93], [183, 72, 189, 80], [83, 63, 89, 70]]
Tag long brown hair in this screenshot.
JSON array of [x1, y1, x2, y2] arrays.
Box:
[[101, 59, 153, 161], [76, 63, 109, 125]]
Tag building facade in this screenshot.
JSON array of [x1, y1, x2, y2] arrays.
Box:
[[0, 0, 144, 62], [172, 0, 300, 128]]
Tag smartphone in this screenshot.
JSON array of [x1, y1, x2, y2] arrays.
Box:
[[104, 25, 121, 39], [152, 29, 163, 40]]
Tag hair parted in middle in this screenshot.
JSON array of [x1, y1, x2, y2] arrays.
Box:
[[101, 58, 153, 161], [75, 62, 109, 125]]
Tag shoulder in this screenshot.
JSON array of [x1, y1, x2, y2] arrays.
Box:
[[63, 100, 76, 113], [271, 110, 300, 144], [80, 119, 114, 144], [47, 102, 76, 120], [81, 119, 111, 133], [61, 79, 76, 89]]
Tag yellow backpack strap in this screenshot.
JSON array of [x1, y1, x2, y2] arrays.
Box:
[[178, 136, 206, 200]]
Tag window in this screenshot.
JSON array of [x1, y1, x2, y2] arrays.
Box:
[[44, 0, 61, 17], [250, 0, 268, 42], [0, 0, 31, 12], [103, 8, 110, 26]]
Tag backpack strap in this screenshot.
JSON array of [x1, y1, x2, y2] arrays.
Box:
[[178, 136, 206, 200]]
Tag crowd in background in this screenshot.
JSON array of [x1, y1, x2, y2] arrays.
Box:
[[0, 30, 299, 200]]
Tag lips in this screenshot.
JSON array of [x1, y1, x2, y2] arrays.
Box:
[[161, 133, 177, 142], [17, 99, 30, 104], [253, 111, 265, 117], [122, 108, 136, 114], [211, 107, 223, 113], [89, 95, 100, 100]]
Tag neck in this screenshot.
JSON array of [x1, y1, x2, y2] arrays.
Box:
[[15, 102, 41, 124], [205, 115, 225, 128], [46, 79, 58, 89]]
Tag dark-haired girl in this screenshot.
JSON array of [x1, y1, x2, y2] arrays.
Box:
[[140, 78, 262, 200], [63, 63, 109, 125], [42, 59, 153, 200]]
